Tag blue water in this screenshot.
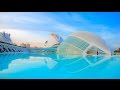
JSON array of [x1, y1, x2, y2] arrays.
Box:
[[0, 53, 120, 79]]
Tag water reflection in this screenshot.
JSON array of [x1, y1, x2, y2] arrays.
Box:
[[55, 55, 111, 73], [0, 53, 59, 72], [0, 53, 30, 71], [0, 53, 112, 74]]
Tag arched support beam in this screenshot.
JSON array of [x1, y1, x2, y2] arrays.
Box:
[[82, 44, 93, 56]]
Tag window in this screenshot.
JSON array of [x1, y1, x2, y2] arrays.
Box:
[[64, 36, 89, 51], [87, 46, 105, 55]]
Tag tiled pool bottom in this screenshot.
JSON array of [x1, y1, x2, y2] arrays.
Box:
[[0, 53, 120, 79]]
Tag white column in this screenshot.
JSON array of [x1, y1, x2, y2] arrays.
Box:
[[82, 44, 93, 56]]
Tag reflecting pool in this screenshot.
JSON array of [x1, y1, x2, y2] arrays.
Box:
[[0, 53, 120, 79]]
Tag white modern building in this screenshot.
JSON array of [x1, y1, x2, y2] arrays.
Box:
[[0, 32, 29, 53], [0, 32, 13, 44], [57, 31, 111, 56], [44, 33, 63, 48]]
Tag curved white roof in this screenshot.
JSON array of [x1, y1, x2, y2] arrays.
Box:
[[45, 33, 63, 47], [70, 31, 111, 55]]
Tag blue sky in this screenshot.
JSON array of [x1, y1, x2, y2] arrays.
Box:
[[0, 12, 120, 49]]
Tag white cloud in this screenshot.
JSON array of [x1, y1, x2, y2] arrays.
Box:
[[0, 12, 76, 32], [0, 12, 79, 41], [0, 12, 119, 49], [54, 23, 77, 32], [0, 12, 55, 25], [97, 29, 120, 50], [67, 12, 89, 23], [0, 28, 50, 47]]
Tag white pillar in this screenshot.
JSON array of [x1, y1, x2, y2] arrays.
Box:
[[82, 44, 93, 56]]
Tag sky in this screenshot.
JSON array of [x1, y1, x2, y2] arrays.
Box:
[[0, 12, 120, 50]]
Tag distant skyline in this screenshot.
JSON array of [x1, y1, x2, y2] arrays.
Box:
[[0, 12, 120, 49]]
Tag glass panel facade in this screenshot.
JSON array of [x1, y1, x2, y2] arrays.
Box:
[[57, 36, 90, 55], [87, 46, 105, 55], [58, 42, 83, 55], [64, 36, 89, 51]]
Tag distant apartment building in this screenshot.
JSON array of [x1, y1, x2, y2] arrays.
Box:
[[20, 43, 30, 48]]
